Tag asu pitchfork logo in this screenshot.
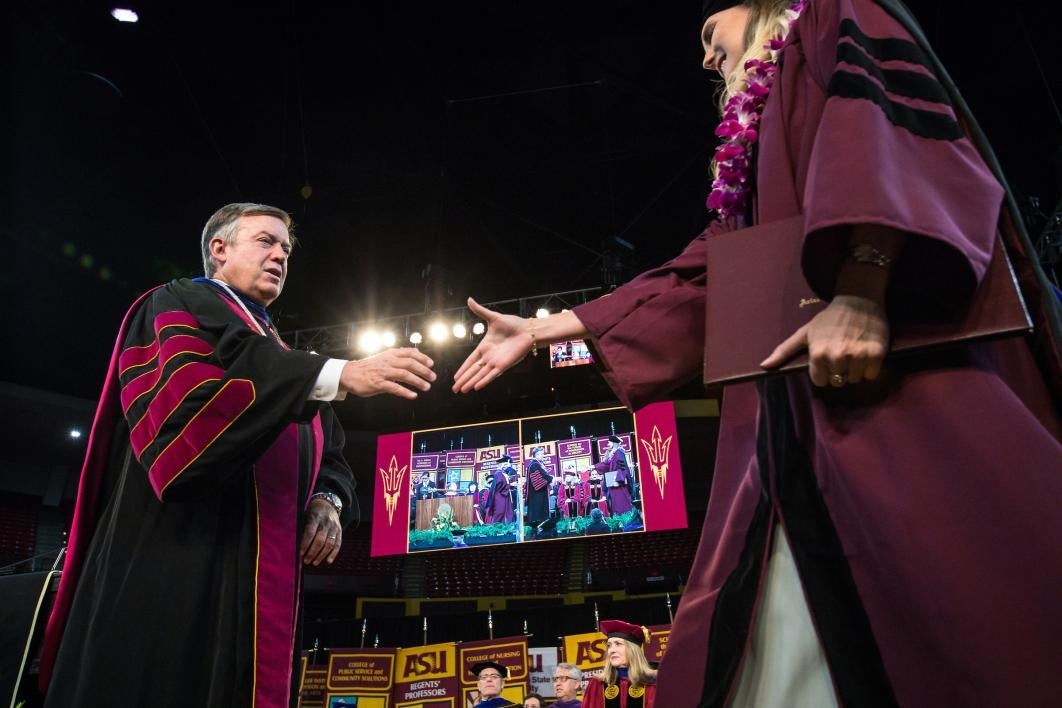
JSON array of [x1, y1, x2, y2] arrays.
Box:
[[379, 455, 408, 526], [639, 426, 672, 498]]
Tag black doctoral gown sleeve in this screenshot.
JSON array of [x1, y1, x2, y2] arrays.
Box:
[[117, 278, 331, 500]]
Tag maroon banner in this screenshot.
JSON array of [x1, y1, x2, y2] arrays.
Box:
[[445, 450, 477, 467], [372, 432, 413, 557], [458, 636, 529, 707], [595, 434, 632, 455], [299, 665, 328, 707], [643, 624, 672, 664], [327, 648, 397, 695], [633, 402, 687, 532], [557, 437, 593, 458], [412, 454, 440, 472]]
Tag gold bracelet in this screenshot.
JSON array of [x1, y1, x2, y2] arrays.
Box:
[[528, 320, 538, 357]]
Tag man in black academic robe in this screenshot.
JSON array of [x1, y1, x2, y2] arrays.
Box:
[[38, 203, 435, 708]]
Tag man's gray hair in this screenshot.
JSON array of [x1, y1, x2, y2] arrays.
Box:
[[200, 202, 294, 276], [556, 662, 582, 680]]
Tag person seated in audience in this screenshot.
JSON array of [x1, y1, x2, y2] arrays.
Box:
[[522, 693, 544, 708], [584, 507, 611, 535], [551, 662, 583, 708], [470, 660, 519, 707]]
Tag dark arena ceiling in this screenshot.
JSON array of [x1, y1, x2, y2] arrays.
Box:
[[4, 1, 1061, 442]]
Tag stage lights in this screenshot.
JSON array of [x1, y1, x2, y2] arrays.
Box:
[[535, 308, 550, 318], [358, 330, 383, 354], [110, 8, 139, 22], [351, 317, 485, 353], [428, 322, 449, 342]]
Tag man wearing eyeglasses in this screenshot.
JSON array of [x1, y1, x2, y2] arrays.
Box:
[[470, 660, 519, 707], [552, 662, 583, 708]]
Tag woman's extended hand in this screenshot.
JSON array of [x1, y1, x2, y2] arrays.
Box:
[[760, 294, 890, 387], [452, 297, 532, 393]]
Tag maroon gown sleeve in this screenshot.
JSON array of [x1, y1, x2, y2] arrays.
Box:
[[796, 0, 1004, 316], [573, 219, 734, 410]]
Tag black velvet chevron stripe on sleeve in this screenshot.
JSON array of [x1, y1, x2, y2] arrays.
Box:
[[828, 18, 962, 141]]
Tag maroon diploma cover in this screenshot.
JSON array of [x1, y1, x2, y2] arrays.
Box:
[[703, 216, 1033, 385]]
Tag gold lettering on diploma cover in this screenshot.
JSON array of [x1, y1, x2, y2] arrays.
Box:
[[799, 297, 822, 308], [639, 426, 673, 498], [379, 455, 408, 526]]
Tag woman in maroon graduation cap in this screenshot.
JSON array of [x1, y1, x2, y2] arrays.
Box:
[[582, 620, 657, 708], [454, 0, 1062, 706]]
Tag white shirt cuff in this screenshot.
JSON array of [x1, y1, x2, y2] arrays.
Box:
[[309, 358, 348, 401]]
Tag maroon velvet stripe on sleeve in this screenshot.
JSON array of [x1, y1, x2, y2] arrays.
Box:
[[127, 361, 226, 457], [147, 378, 256, 498], [117, 311, 201, 374], [120, 336, 216, 412]]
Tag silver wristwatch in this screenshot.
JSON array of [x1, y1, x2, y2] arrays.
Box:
[[311, 491, 343, 514]]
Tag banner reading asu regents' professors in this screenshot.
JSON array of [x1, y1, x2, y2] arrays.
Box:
[[392, 641, 459, 708]]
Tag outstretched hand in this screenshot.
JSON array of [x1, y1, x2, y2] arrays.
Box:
[[453, 297, 531, 393], [340, 348, 435, 400], [760, 294, 889, 387]]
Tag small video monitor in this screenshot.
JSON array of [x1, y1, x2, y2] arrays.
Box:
[[549, 339, 594, 369]]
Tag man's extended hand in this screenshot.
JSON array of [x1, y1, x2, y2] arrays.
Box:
[[340, 348, 435, 400], [300, 498, 342, 566]]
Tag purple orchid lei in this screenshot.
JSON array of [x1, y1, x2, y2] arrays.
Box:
[[706, 0, 807, 220]]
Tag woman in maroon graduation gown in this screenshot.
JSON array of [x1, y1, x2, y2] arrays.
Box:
[[582, 620, 657, 708], [453, 0, 1062, 705]]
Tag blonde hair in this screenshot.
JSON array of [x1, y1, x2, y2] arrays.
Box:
[[718, 0, 797, 109], [599, 638, 654, 688]]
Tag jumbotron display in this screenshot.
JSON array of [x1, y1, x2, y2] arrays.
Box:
[[371, 402, 687, 556]]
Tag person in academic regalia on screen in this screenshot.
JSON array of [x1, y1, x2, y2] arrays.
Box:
[[485, 456, 516, 523], [558, 466, 581, 519], [586, 468, 610, 517], [523, 446, 553, 526], [594, 435, 633, 515]]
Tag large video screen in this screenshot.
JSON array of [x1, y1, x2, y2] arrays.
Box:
[[371, 402, 688, 556]]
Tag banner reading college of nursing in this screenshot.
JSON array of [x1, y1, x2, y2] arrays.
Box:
[[392, 641, 459, 708], [324, 648, 397, 708], [457, 636, 529, 707]]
